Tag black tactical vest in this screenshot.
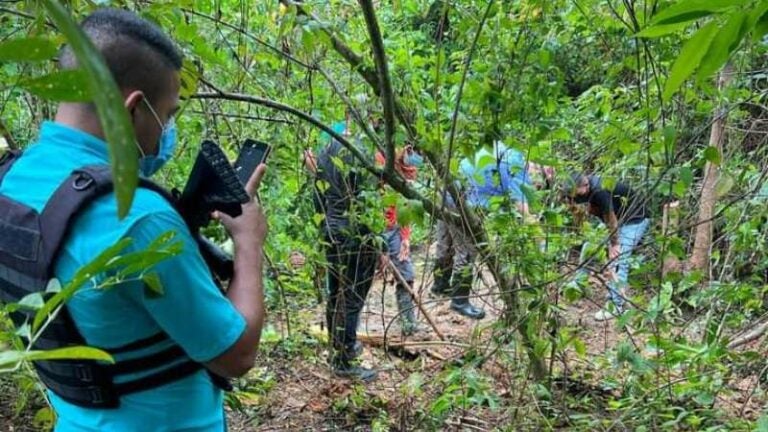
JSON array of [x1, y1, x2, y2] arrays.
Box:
[[0, 150, 229, 408]]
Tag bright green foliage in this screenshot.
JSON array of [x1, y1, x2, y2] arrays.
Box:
[[2, 0, 768, 430]]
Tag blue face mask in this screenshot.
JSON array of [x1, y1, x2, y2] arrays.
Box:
[[404, 152, 424, 167], [137, 98, 177, 177]]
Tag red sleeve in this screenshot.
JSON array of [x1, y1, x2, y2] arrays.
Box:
[[400, 225, 411, 242]]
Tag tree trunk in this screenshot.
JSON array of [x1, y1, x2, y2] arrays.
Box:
[[688, 66, 734, 276]]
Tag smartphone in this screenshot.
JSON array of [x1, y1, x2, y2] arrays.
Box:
[[234, 139, 271, 185]]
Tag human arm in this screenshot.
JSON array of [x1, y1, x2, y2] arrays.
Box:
[[304, 149, 318, 174], [206, 165, 268, 377], [590, 190, 620, 260], [398, 225, 411, 261]]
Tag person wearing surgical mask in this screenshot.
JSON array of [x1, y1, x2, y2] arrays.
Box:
[[0, 9, 268, 431]]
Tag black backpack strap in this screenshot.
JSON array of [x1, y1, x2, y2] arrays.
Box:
[[30, 165, 229, 408], [0, 150, 21, 187]]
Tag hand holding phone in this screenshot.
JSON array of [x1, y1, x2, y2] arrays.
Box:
[[234, 139, 272, 186]]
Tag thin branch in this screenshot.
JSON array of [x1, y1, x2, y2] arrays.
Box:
[[187, 110, 295, 124], [191, 91, 457, 225], [358, 0, 396, 174], [182, 8, 313, 70]]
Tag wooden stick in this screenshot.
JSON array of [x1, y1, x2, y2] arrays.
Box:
[[385, 259, 446, 341], [728, 319, 768, 349]]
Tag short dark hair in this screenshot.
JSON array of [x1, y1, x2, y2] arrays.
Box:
[[561, 172, 587, 198], [59, 8, 183, 104]]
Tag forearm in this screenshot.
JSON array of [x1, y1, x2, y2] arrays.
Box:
[[606, 213, 620, 247], [226, 243, 265, 357]]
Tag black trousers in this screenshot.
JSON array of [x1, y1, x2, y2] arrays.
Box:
[[324, 233, 378, 363]]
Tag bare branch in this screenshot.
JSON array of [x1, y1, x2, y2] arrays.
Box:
[[358, 0, 396, 174], [191, 91, 457, 226]]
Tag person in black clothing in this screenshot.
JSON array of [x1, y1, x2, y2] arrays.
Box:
[[567, 174, 651, 321], [305, 136, 379, 381]]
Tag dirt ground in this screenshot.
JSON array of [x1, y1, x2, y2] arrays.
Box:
[[3, 254, 767, 431], [224, 259, 768, 431]]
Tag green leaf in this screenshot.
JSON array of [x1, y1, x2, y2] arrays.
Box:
[[573, 337, 586, 357], [663, 20, 719, 101], [46, 278, 62, 293], [703, 146, 721, 164], [32, 238, 133, 333], [41, 0, 138, 219], [142, 272, 164, 298], [0, 346, 113, 368], [696, 11, 748, 81], [751, 2, 768, 41], [18, 293, 45, 310], [694, 391, 715, 405], [0, 37, 59, 62], [715, 173, 734, 198], [680, 166, 694, 186], [32, 407, 55, 430], [21, 69, 91, 102], [179, 59, 200, 99], [663, 126, 677, 155], [649, 0, 746, 27], [636, 21, 696, 38]]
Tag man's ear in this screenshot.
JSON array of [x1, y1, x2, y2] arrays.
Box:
[[123, 90, 145, 115]]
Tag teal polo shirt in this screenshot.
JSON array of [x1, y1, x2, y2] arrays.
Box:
[[0, 121, 247, 431]]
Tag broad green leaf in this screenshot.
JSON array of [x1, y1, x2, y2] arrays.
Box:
[[41, 0, 138, 219], [751, 2, 768, 41], [649, 0, 746, 27], [179, 59, 200, 99], [32, 407, 55, 430], [703, 146, 721, 164], [746, 1, 768, 35], [21, 69, 91, 102], [46, 278, 62, 293], [33, 238, 133, 333], [696, 11, 748, 82], [636, 21, 696, 38], [715, 173, 734, 198], [0, 37, 59, 62], [142, 272, 164, 297], [663, 126, 677, 155], [673, 180, 687, 197], [0, 346, 112, 368], [663, 20, 719, 101], [18, 293, 45, 310], [680, 166, 694, 186]]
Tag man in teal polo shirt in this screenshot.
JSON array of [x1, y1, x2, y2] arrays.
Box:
[[0, 9, 267, 431]]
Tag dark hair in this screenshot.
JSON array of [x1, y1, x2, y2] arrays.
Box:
[[59, 8, 182, 104], [559, 171, 587, 200]]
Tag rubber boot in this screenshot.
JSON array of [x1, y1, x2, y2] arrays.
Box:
[[332, 348, 377, 382], [430, 258, 453, 297], [449, 270, 485, 320], [396, 283, 422, 336]]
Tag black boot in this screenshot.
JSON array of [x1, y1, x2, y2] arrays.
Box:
[[430, 259, 453, 297], [332, 352, 377, 382], [396, 283, 422, 336], [450, 271, 485, 320]]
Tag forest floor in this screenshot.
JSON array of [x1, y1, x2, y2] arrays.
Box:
[[225, 249, 768, 431], [3, 249, 767, 431]]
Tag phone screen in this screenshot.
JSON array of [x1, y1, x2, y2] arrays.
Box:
[[234, 139, 271, 185]]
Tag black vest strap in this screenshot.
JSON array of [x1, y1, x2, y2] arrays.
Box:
[[0, 160, 230, 409]]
